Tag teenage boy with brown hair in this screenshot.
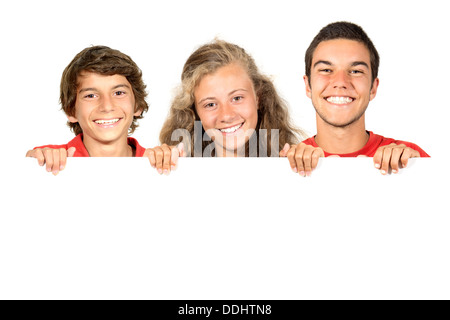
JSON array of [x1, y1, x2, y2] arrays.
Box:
[[26, 45, 149, 175], [280, 21, 429, 176]]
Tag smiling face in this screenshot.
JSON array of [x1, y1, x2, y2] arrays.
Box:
[[304, 39, 379, 129], [68, 72, 141, 148], [194, 63, 259, 156]]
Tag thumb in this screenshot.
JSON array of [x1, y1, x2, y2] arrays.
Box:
[[177, 142, 186, 157], [67, 147, 76, 157], [279, 143, 290, 157]]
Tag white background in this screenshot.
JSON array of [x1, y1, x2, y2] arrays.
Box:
[[1, 0, 449, 300]]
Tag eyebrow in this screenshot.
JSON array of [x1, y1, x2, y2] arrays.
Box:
[[78, 84, 131, 94], [197, 96, 216, 105], [229, 88, 248, 96], [313, 60, 333, 68], [351, 61, 369, 68], [197, 88, 248, 105], [313, 60, 369, 69]]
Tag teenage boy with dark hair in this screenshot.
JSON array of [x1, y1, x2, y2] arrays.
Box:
[[280, 21, 429, 176], [26, 46, 149, 175]]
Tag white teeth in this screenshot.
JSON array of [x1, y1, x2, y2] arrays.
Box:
[[219, 123, 243, 133], [95, 118, 120, 125], [326, 96, 354, 104]]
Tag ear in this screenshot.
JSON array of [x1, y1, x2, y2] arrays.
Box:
[[369, 78, 380, 101], [303, 75, 312, 99], [134, 108, 143, 117], [67, 114, 78, 123]]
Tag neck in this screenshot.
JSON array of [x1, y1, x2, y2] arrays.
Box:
[[213, 142, 241, 157], [215, 146, 238, 157], [83, 136, 133, 157], [315, 116, 369, 154]]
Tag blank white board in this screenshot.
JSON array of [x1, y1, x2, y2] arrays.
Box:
[[0, 157, 447, 299]]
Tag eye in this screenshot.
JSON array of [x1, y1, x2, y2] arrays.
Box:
[[319, 68, 332, 73], [84, 93, 96, 99], [204, 102, 217, 109], [232, 96, 244, 102], [350, 70, 363, 74], [114, 90, 126, 96]]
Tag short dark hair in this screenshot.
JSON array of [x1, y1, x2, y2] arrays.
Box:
[[305, 21, 380, 84], [60, 45, 148, 136]]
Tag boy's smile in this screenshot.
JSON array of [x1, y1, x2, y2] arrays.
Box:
[[93, 118, 121, 127], [68, 72, 141, 153], [305, 39, 379, 129]]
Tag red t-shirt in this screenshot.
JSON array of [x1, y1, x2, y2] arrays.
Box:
[[33, 134, 147, 157], [302, 131, 430, 157]]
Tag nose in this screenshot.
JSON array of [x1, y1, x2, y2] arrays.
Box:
[[218, 102, 237, 123], [332, 70, 350, 89], [99, 95, 115, 112]]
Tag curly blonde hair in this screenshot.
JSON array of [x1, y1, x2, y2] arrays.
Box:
[[159, 40, 305, 156]]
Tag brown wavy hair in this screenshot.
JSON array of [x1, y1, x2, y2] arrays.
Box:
[[60, 45, 148, 136], [159, 40, 305, 156]]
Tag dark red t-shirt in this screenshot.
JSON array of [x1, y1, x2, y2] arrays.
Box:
[[33, 134, 146, 157], [302, 131, 430, 157]]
